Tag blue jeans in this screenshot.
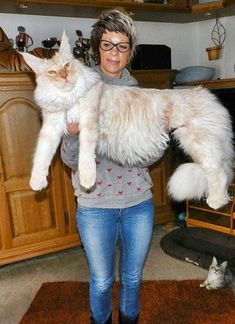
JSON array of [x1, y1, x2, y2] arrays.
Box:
[[76, 199, 154, 323]]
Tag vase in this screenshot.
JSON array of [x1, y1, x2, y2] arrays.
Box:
[[206, 46, 222, 61]]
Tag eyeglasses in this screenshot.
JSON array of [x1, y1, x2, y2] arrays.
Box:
[[100, 40, 130, 53]]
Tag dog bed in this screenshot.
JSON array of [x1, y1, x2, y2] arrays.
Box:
[[160, 227, 235, 272]]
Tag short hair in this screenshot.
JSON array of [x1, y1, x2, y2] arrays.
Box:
[[90, 9, 137, 63]]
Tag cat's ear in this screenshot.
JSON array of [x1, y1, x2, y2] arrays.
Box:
[[212, 256, 217, 266], [221, 261, 227, 269], [20, 52, 44, 74], [58, 31, 73, 61]]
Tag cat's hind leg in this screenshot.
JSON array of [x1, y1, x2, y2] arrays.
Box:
[[172, 127, 231, 209], [168, 87, 233, 209], [205, 165, 230, 210]]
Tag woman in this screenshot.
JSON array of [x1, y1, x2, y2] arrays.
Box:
[[61, 9, 155, 324]]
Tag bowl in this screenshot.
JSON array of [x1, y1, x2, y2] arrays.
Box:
[[174, 66, 215, 85], [42, 37, 58, 49]]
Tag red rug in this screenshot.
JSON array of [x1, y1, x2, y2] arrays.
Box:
[[20, 280, 235, 324]]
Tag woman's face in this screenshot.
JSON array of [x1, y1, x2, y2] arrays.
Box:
[[99, 31, 131, 79]]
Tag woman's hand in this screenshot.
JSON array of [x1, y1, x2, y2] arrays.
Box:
[[67, 123, 79, 136]]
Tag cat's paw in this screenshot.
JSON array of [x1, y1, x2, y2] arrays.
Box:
[[199, 282, 206, 288], [30, 176, 48, 191], [79, 160, 96, 189], [205, 285, 216, 290], [207, 195, 229, 210]]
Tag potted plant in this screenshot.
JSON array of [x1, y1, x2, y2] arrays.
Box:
[[206, 18, 226, 61]]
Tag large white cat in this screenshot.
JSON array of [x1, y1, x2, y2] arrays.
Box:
[[21, 32, 234, 210]]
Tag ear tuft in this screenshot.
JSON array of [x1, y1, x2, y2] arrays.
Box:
[[19, 52, 44, 73], [58, 31, 73, 60]]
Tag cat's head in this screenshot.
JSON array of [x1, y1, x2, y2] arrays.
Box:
[[210, 256, 227, 274], [20, 31, 82, 93]]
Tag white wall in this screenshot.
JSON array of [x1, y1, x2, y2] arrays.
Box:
[[135, 21, 197, 69], [0, 13, 234, 78], [196, 17, 235, 79]]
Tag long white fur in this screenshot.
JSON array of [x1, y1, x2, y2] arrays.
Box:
[[21, 32, 234, 210]]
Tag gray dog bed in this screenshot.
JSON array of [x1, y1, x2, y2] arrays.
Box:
[[160, 227, 235, 273]]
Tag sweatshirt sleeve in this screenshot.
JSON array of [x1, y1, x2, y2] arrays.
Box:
[[60, 135, 79, 170]]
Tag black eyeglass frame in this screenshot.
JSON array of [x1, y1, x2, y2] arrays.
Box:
[[99, 40, 131, 53]]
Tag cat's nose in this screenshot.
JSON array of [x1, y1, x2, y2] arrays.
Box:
[[58, 69, 67, 79]]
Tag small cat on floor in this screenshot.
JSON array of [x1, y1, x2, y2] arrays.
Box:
[[200, 256, 235, 294]]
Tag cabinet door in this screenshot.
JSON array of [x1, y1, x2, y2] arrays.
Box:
[[149, 149, 174, 224], [59, 161, 78, 235], [0, 95, 66, 250]]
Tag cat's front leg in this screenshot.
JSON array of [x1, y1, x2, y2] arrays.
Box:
[[199, 281, 207, 288], [78, 120, 98, 189], [79, 148, 97, 190], [76, 82, 102, 189], [30, 114, 64, 191], [77, 108, 100, 188], [205, 283, 217, 290]]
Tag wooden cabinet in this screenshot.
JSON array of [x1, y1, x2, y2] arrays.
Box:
[[183, 78, 235, 90], [149, 149, 174, 225], [186, 185, 235, 236], [1, 0, 177, 23], [183, 78, 235, 235], [0, 72, 80, 266], [191, 0, 224, 13], [131, 69, 175, 225], [0, 69, 175, 265], [2, 0, 235, 22], [131, 69, 177, 89]]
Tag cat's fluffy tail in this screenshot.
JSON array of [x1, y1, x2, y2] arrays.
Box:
[[167, 163, 208, 202]]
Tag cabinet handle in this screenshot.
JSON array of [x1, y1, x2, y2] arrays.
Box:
[[64, 211, 69, 225]]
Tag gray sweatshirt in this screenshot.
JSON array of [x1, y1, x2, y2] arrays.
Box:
[[60, 66, 154, 208]]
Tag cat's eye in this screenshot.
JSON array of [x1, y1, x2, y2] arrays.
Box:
[[64, 63, 70, 69], [48, 70, 57, 76]]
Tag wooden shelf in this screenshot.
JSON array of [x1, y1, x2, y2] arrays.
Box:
[[175, 78, 235, 90], [186, 186, 235, 235], [131, 69, 177, 89], [1, 0, 235, 23], [191, 0, 224, 13]]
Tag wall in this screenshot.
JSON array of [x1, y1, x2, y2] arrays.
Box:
[[196, 17, 235, 79], [0, 13, 234, 79], [0, 13, 197, 70]]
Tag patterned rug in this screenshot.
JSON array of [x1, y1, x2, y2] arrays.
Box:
[[20, 280, 235, 323]]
